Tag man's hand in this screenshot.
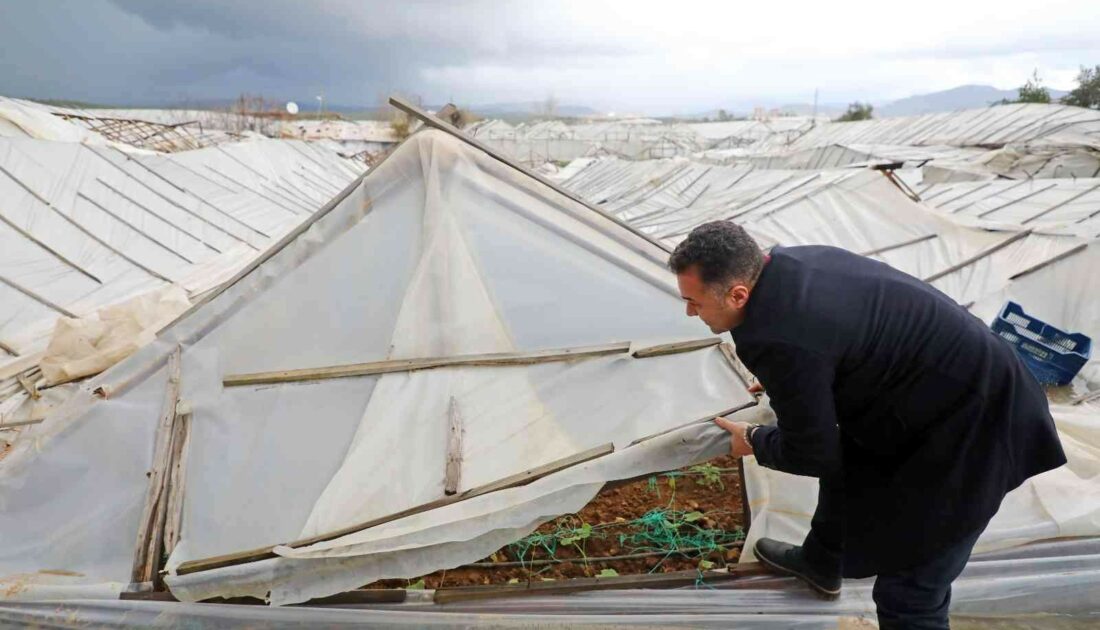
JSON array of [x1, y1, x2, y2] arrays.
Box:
[[714, 416, 754, 457]]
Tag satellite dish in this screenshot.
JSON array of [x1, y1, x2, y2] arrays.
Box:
[[286, 101, 299, 115]]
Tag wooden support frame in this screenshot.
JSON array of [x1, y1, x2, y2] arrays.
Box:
[[174, 442, 616, 576], [131, 347, 183, 585], [628, 400, 757, 447], [631, 337, 721, 358], [163, 401, 193, 560], [224, 339, 724, 388], [223, 342, 632, 387]]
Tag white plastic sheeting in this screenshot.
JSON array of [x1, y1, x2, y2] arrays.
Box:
[[0, 129, 757, 606], [752, 103, 1100, 152], [1, 539, 1097, 627], [0, 137, 364, 365]]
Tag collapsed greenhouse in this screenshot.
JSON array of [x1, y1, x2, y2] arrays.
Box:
[[0, 97, 1098, 627]]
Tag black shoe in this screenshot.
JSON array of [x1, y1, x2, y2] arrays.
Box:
[[754, 538, 842, 599]]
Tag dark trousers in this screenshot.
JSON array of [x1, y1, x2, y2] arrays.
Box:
[[802, 477, 984, 630]]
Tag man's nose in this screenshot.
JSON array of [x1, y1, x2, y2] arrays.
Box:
[[686, 304, 697, 317]]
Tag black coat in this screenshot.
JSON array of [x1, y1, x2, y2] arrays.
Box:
[[735, 245, 1066, 577]]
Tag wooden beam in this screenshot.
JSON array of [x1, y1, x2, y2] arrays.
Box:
[[859, 234, 937, 258], [15, 373, 39, 400], [433, 564, 770, 604], [388, 95, 673, 255], [444, 397, 463, 496], [0, 337, 19, 357], [163, 401, 193, 560], [174, 442, 616, 576], [738, 458, 752, 529], [717, 342, 756, 393], [923, 229, 1033, 283], [631, 337, 721, 359], [223, 342, 632, 387], [0, 416, 46, 429], [1009, 243, 1089, 281], [130, 347, 182, 584], [628, 400, 758, 447]]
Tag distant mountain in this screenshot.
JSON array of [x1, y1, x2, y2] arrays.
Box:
[[877, 85, 1069, 118]]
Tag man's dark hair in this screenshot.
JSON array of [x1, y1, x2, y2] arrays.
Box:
[[668, 221, 763, 288]]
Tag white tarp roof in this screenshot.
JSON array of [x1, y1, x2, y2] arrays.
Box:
[[919, 177, 1100, 236], [0, 137, 364, 367], [755, 104, 1100, 152]]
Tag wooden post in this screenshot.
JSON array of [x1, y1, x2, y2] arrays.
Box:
[[444, 397, 463, 496], [163, 401, 193, 559], [130, 346, 182, 585], [738, 458, 752, 530]]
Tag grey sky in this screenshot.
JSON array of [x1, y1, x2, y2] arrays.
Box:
[[1, 0, 1098, 115]]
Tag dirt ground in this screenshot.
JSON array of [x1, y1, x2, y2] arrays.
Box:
[[366, 454, 747, 590]]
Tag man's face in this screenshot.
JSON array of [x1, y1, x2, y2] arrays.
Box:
[[676, 266, 751, 333]]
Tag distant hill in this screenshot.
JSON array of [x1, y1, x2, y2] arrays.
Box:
[[877, 85, 1069, 118]]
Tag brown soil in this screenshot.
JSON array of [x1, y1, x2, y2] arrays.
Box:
[[365, 454, 746, 590]]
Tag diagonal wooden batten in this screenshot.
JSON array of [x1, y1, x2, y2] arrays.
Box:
[[222, 342, 633, 387], [1009, 243, 1089, 281], [718, 342, 756, 392], [173, 442, 616, 576], [163, 402, 193, 560], [859, 233, 937, 258], [922, 229, 1033, 283], [630, 337, 721, 358], [627, 401, 758, 447]]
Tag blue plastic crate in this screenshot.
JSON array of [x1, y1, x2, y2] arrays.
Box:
[[990, 301, 1091, 386]]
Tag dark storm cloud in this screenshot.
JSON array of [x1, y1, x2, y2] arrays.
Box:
[[1, 0, 1097, 114], [0, 0, 639, 106]]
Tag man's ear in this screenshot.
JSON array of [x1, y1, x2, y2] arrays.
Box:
[[726, 284, 751, 309]]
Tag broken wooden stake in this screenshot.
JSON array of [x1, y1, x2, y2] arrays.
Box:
[[444, 397, 463, 496]]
